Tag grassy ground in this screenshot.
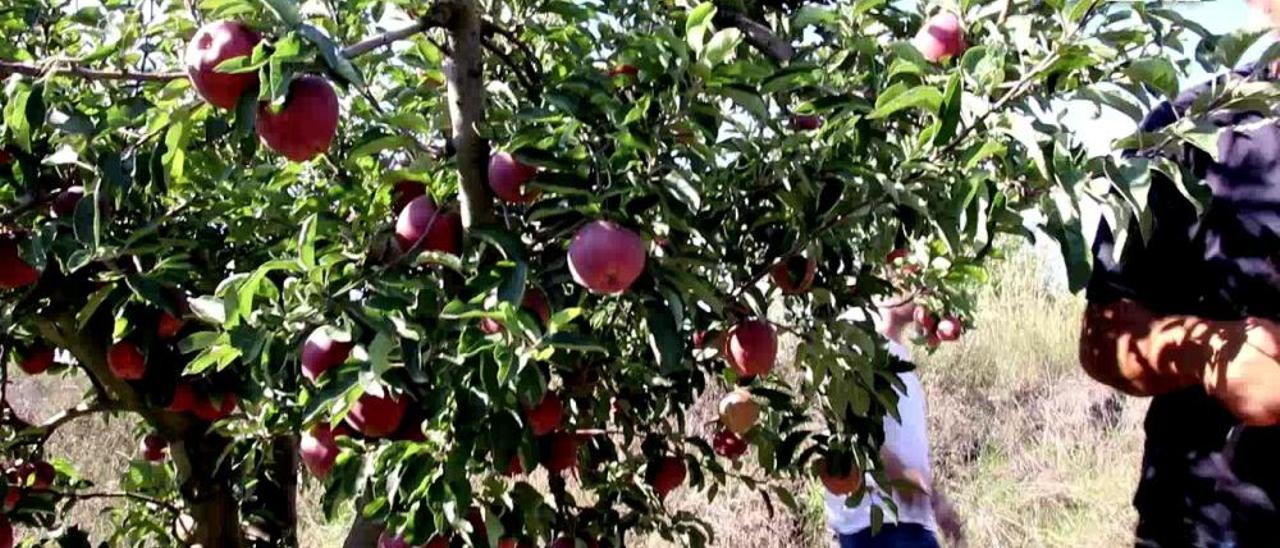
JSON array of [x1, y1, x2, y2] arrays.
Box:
[[8, 244, 1146, 547]]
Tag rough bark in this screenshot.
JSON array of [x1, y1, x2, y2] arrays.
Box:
[[442, 0, 495, 229]]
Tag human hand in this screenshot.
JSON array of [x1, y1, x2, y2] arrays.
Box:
[[1203, 317, 1280, 426], [932, 492, 965, 546]]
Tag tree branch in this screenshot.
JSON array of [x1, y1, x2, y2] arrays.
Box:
[[443, 0, 495, 228], [481, 37, 539, 97], [715, 10, 793, 64], [17, 399, 111, 443], [51, 489, 181, 515]]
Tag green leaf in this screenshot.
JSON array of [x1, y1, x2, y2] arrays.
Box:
[[236, 259, 299, 324], [541, 332, 607, 353], [188, 296, 227, 325], [297, 213, 317, 269], [932, 72, 962, 146], [643, 301, 684, 372], [686, 2, 718, 52], [72, 192, 100, 249], [497, 261, 528, 307], [178, 332, 221, 354], [793, 6, 838, 29], [300, 24, 365, 88], [1124, 57, 1178, 98], [869, 85, 942, 120], [716, 85, 769, 122], [703, 28, 742, 66], [4, 82, 43, 152], [257, 0, 301, 26]]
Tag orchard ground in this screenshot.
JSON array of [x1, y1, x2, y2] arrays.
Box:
[[6, 244, 1143, 547]]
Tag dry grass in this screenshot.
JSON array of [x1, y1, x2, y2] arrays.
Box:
[[8, 243, 1147, 547]]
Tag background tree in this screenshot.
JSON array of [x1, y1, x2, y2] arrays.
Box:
[[0, 0, 1262, 545]]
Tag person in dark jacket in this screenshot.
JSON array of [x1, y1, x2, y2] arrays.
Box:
[[1080, 62, 1280, 547]]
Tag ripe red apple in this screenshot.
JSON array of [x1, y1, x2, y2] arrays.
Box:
[[0, 515, 11, 548], [157, 312, 184, 339], [712, 429, 748, 460], [0, 149, 9, 165], [913, 12, 967, 63], [488, 152, 540, 204], [568, 220, 647, 294], [608, 64, 639, 78], [141, 434, 168, 462], [718, 389, 760, 435], [790, 114, 822, 131], [392, 181, 426, 213], [107, 342, 146, 380], [541, 432, 579, 474], [937, 316, 963, 341], [168, 382, 198, 413], [193, 392, 238, 422], [256, 75, 340, 162], [0, 237, 39, 290], [913, 307, 938, 333], [770, 255, 817, 295], [2, 487, 18, 512], [345, 392, 407, 438], [722, 320, 777, 378], [51, 186, 85, 218], [185, 20, 262, 109], [301, 327, 353, 383], [19, 460, 54, 490], [814, 457, 862, 495], [647, 456, 687, 499], [526, 393, 564, 436], [498, 539, 519, 548], [395, 196, 462, 255], [692, 330, 709, 349], [301, 423, 340, 478], [503, 455, 525, 476], [480, 289, 553, 334], [17, 346, 54, 375], [885, 248, 921, 275]]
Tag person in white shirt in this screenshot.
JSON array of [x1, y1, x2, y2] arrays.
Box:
[[826, 299, 963, 547]]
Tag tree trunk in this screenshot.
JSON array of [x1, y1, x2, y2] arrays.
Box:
[[442, 0, 494, 229], [243, 434, 300, 546], [174, 430, 243, 547], [343, 514, 383, 547]]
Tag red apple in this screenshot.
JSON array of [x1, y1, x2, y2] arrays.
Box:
[[937, 316, 963, 341], [256, 75, 340, 162], [791, 114, 822, 131], [0, 515, 11, 548], [815, 457, 862, 495], [301, 423, 340, 478], [51, 186, 85, 218], [0, 237, 39, 290], [107, 342, 146, 380], [722, 320, 777, 378], [913, 12, 967, 63], [17, 346, 54, 375], [185, 20, 262, 109], [395, 196, 462, 255], [498, 539, 520, 548], [503, 455, 525, 476], [913, 307, 938, 333], [526, 393, 564, 436], [301, 327, 353, 383], [770, 255, 817, 295], [885, 248, 920, 275], [141, 434, 168, 462], [568, 220, 647, 294], [487, 152, 539, 204], [0, 149, 9, 165], [647, 456, 687, 499], [193, 392, 238, 422], [1, 487, 18, 512], [345, 392, 407, 438], [712, 429, 748, 460], [157, 312, 184, 339], [541, 432, 579, 474], [392, 180, 426, 212], [718, 389, 760, 435], [608, 64, 639, 78], [168, 382, 198, 413], [480, 289, 552, 334], [20, 460, 54, 490]]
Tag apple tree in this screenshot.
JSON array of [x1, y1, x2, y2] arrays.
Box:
[[0, 0, 1246, 545]]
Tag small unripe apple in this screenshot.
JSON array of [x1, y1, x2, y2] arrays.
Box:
[[107, 342, 146, 380], [488, 152, 540, 204], [913, 12, 967, 63], [51, 186, 85, 218], [646, 456, 687, 499], [301, 327, 353, 383], [395, 196, 462, 255], [937, 316, 963, 341], [193, 392, 237, 422], [17, 346, 55, 375], [722, 320, 777, 378], [525, 393, 564, 436], [256, 75, 340, 162], [185, 21, 262, 109], [770, 255, 817, 295], [814, 457, 862, 495], [568, 220, 647, 294], [541, 432, 579, 474], [141, 434, 168, 462], [790, 114, 822, 131], [712, 429, 748, 460], [718, 389, 760, 435], [157, 311, 185, 339], [345, 392, 407, 438], [301, 423, 340, 479], [0, 237, 39, 290]]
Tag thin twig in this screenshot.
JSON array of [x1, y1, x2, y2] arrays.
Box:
[[482, 37, 538, 96], [50, 489, 181, 514]]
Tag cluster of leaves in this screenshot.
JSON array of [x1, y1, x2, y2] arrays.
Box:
[[0, 0, 1254, 545]]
